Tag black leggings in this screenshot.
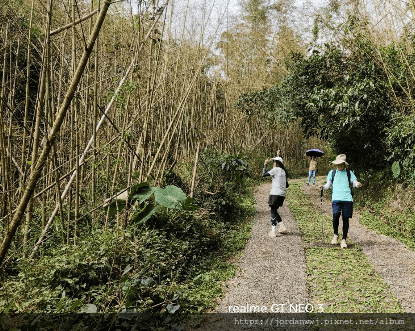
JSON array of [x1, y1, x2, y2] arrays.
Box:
[[333, 213, 349, 240], [270, 205, 282, 226]]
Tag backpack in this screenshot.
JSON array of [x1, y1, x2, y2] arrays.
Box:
[[331, 168, 353, 196]]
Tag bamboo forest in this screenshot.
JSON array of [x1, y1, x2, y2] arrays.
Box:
[[1, 0, 415, 330]]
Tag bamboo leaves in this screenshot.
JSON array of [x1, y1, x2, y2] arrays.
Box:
[[392, 161, 400, 179], [80, 304, 98, 313]]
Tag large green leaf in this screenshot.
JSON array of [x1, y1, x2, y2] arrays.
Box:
[[154, 185, 187, 209], [131, 182, 156, 204], [130, 203, 159, 224]]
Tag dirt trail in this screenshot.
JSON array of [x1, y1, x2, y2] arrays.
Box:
[[303, 177, 415, 313]]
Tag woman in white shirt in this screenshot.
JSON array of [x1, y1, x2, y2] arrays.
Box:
[[262, 156, 289, 237]]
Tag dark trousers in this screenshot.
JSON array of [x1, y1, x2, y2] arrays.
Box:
[[333, 213, 349, 240], [270, 205, 282, 226], [332, 201, 353, 240], [269, 195, 285, 226]]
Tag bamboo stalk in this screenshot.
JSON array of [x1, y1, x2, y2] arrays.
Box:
[[0, 0, 113, 266], [72, 0, 80, 245], [190, 142, 200, 198], [29, 1, 169, 257], [50, 9, 98, 36], [0, 23, 10, 220], [52, 145, 65, 239], [92, 2, 99, 225], [24, 0, 53, 253]]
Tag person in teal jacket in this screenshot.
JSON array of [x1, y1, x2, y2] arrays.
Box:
[[320, 154, 362, 249]]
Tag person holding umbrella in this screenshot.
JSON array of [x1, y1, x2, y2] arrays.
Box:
[[319, 154, 362, 249], [262, 156, 289, 237], [305, 149, 324, 186], [307, 156, 318, 186]]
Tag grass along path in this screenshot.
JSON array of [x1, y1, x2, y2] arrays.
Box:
[[286, 180, 403, 313]]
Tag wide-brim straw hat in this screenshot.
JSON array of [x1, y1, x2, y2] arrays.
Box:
[[271, 156, 283, 163], [332, 154, 348, 165]]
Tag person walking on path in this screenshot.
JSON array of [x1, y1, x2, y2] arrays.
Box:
[[307, 156, 318, 186], [262, 156, 289, 237], [320, 154, 362, 249]]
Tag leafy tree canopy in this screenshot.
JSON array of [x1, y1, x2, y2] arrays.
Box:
[[236, 43, 399, 171]]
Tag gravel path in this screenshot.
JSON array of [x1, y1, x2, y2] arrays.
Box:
[[215, 182, 308, 313], [191, 182, 309, 330], [303, 177, 415, 313]]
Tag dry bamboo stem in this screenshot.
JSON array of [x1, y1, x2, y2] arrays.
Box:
[[50, 9, 98, 36], [190, 142, 200, 198], [29, 1, 169, 257], [24, 0, 53, 252], [0, 0, 113, 267], [72, 0, 79, 245], [0, 24, 10, 220]]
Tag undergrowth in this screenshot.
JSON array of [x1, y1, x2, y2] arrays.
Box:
[[0, 150, 256, 325], [354, 170, 415, 250]]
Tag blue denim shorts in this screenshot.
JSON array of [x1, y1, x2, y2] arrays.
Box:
[[332, 201, 353, 218]]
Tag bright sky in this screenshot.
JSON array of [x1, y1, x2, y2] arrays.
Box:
[[128, 0, 328, 45]]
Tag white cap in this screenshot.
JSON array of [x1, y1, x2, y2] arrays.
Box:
[[271, 156, 283, 163]]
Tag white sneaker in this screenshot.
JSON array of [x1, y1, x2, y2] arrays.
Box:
[[279, 223, 287, 233], [268, 230, 277, 238], [331, 235, 338, 245], [341, 240, 347, 249]]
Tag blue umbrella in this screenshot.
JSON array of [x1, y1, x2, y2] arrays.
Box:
[[306, 149, 324, 157]]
